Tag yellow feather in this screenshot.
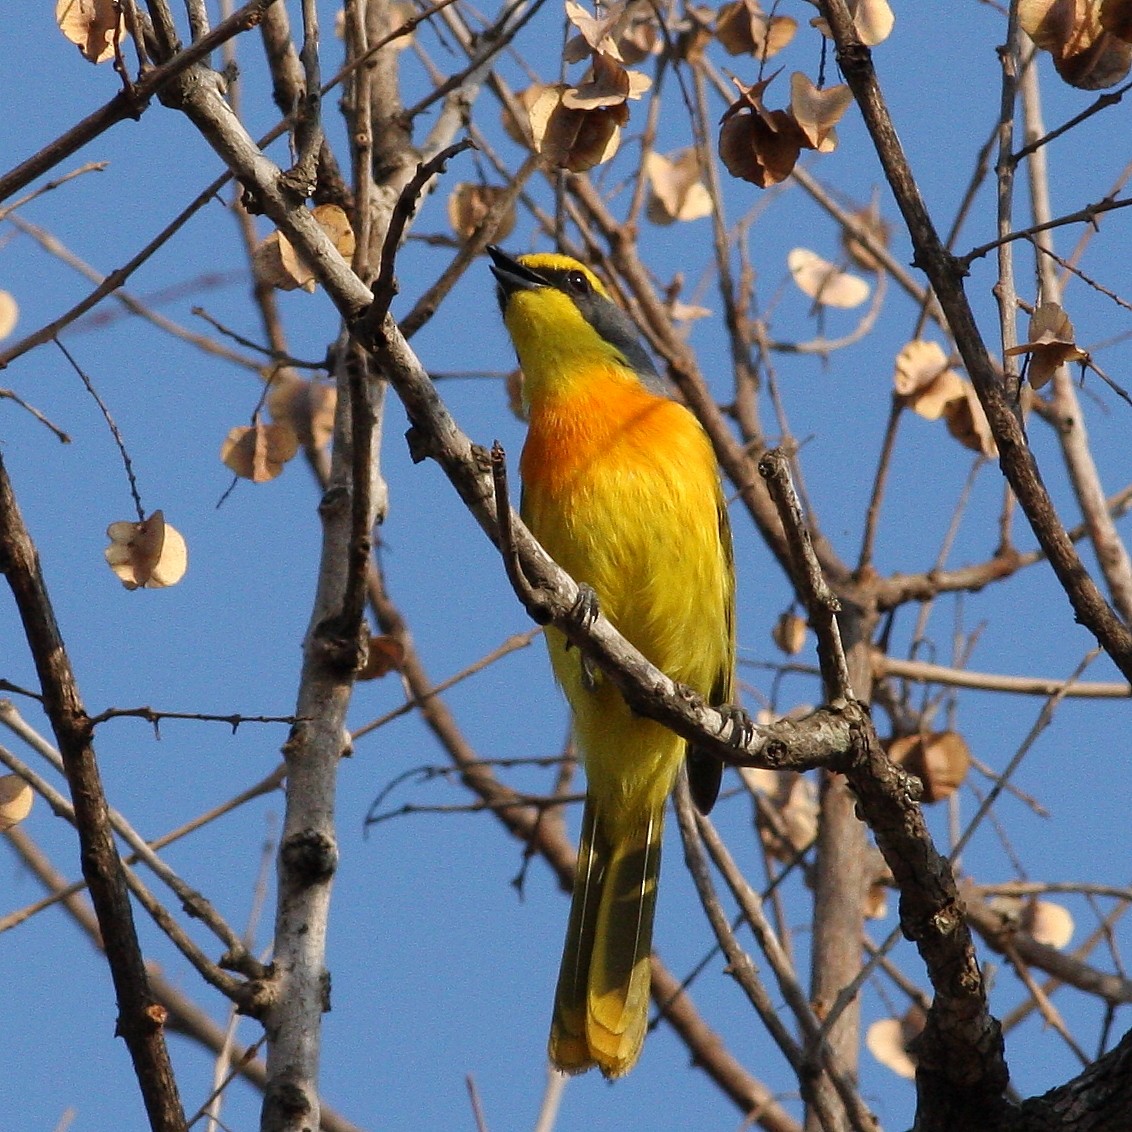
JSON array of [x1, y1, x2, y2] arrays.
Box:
[[492, 248, 735, 1078]]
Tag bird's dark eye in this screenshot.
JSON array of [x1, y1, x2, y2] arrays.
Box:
[[564, 270, 591, 295]]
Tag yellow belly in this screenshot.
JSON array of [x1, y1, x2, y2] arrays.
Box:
[[520, 379, 731, 834]]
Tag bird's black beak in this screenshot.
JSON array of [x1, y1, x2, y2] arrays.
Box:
[[488, 245, 549, 308]]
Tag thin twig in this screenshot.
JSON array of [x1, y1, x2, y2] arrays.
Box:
[[0, 175, 228, 371], [758, 450, 853, 701], [1011, 78, 1132, 164], [361, 138, 476, 338], [286, 0, 324, 194], [531, 1067, 567, 1132], [0, 758, 285, 935], [0, 160, 108, 222], [1020, 58, 1132, 623], [0, 720, 262, 979], [8, 215, 260, 369], [189, 1038, 268, 1129], [688, 789, 879, 1132], [465, 1075, 490, 1132], [0, 387, 71, 442], [0, 0, 277, 206], [351, 627, 540, 741], [1004, 942, 1091, 1065], [1, 826, 363, 1132], [400, 152, 540, 339], [950, 650, 1100, 863], [672, 781, 814, 1102], [856, 397, 902, 574], [875, 654, 1129, 698], [88, 706, 300, 729], [1029, 237, 1132, 316], [961, 194, 1132, 267], [53, 338, 145, 521]]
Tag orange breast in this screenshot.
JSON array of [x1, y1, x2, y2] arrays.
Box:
[[521, 375, 673, 501]]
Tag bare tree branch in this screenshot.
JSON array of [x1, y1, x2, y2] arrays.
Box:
[[0, 453, 187, 1131], [817, 0, 1132, 684], [0, 0, 278, 206]]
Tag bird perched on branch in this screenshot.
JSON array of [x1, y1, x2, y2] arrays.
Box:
[[488, 246, 737, 1078]]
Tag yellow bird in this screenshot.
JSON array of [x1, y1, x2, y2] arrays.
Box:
[[489, 246, 737, 1078]]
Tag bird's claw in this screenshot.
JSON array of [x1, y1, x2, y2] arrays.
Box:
[[718, 703, 754, 749], [569, 583, 600, 630], [563, 584, 601, 690], [563, 585, 599, 647]]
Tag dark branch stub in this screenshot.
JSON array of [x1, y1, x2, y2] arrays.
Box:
[[490, 441, 554, 625]]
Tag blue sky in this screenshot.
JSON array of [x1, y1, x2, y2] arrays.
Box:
[[3, 3, 1132, 1130]]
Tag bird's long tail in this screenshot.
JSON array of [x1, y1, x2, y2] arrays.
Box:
[[548, 795, 663, 1078]]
